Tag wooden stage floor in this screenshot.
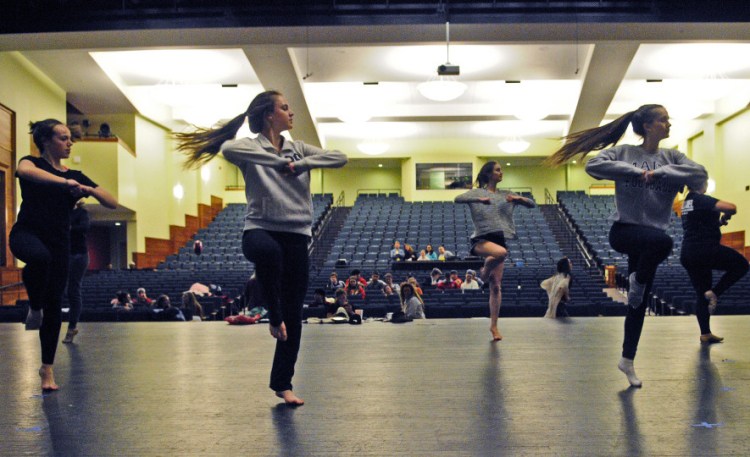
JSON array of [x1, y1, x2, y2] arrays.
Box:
[[2, 315, 750, 456]]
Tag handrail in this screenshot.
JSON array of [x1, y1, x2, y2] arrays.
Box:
[[555, 205, 596, 270], [334, 190, 345, 207], [544, 188, 555, 205], [0, 281, 23, 291]]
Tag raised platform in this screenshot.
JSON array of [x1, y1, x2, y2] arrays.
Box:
[[2, 316, 750, 456]]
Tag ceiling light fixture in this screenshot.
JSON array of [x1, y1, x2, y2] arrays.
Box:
[[417, 22, 466, 102], [498, 137, 530, 154], [357, 140, 389, 156]]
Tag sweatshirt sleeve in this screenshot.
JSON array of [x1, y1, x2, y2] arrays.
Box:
[[220, 138, 289, 169], [585, 148, 644, 181], [652, 150, 708, 188], [292, 141, 348, 172], [455, 188, 483, 203]]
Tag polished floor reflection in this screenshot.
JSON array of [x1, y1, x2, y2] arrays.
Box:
[[1, 316, 749, 456]]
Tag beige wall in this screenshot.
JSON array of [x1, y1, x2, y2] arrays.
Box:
[[715, 108, 750, 237], [324, 165, 402, 206], [0, 52, 66, 176]]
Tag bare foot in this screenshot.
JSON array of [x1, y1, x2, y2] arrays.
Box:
[[276, 390, 304, 406], [39, 365, 59, 391], [490, 327, 503, 341]]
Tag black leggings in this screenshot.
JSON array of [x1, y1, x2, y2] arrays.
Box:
[[609, 223, 673, 360], [681, 242, 749, 334], [9, 225, 70, 365], [66, 252, 90, 329], [242, 229, 310, 392]]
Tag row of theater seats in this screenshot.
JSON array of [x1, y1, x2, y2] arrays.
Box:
[[157, 194, 333, 271], [325, 193, 564, 272], [557, 191, 750, 314]]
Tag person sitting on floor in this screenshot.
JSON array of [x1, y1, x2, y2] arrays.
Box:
[[328, 288, 356, 318], [310, 288, 334, 308], [181, 291, 205, 321], [400, 282, 425, 319], [154, 294, 185, 321], [133, 287, 153, 309], [111, 290, 133, 311]]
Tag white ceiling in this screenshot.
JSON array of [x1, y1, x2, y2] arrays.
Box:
[[4, 22, 750, 165]]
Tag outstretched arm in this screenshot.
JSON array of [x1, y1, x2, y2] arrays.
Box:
[[506, 194, 536, 208], [81, 185, 118, 209]]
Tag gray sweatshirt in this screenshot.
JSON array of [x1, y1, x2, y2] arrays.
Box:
[[221, 134, 347, 236], [454, 188, 536, 239], [585, 144, 707, 231]]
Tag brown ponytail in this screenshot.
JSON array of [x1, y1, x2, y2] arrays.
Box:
[[544, 104, 663, 166], [175, 90, 282, 169]]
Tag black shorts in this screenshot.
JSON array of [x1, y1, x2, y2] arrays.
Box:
[[470, 231, 507, 256]]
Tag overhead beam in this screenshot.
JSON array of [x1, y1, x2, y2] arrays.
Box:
[[243, 46, 321, 147], [568, 41, 639, 134]]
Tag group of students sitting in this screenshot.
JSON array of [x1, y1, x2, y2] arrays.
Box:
[[109, 287, 206, 321], [316, 267, 487, 321], [389, 241, 456, 262]]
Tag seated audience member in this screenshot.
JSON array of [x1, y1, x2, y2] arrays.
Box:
[[188, 282, 211, 296], [345, 275, 366, 299], [437, 245, 455, 261], [403, 244, 417, 262], [383, 284, 397, 297], [326, 272, 345, 292], [407, 276, 424, 296], [310, 288, 334, 308], [383, 272, 400, 294], [346, 269, 368, 287], [390, 240, 405, 262], [438, 270, 463, 290], [427, 268, 443, 288], [461, 269, 481, 291], [154, 294, 185, 321], [111, 290, 133, 311], [366, 271, 387, 291], [181, 291, 205, 321], [400, 282, 425, 319], [328, 288, 356, 318], [425, 244, 438, 260], [134, 287, 153, 308], [417, 250, 429, 261]]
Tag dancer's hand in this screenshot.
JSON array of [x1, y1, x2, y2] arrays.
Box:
[[641, 170, 656, 183], [478, 197, 491, 205], [270, 322, 288, 341]]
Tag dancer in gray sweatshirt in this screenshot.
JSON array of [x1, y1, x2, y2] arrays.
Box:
[[546, 104, 707, 387], [176, 90, 347, 405]]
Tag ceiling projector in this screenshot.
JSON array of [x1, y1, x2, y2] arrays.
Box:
[[437, 64, 460, 76]]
